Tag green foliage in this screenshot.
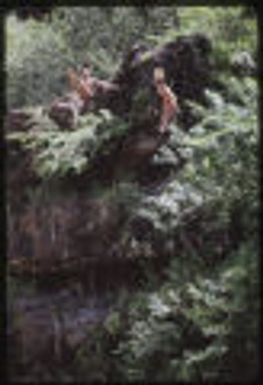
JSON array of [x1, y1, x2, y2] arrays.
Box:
[[135, 180, 204, 236], [6, 15, 73, 108], [127, 77, 258, 265], [6, 6, 256, 109], [52, 6, 179, 67], [6, 6, 180, 108], [114, 241, 259, 382], [153, 7, 257, 72], [108, 72, 258, 382], [184, 78, 258, 230], [7, 109, 130, 179], [181, 7, 256, 59]]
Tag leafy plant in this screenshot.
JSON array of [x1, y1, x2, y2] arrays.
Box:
[[114, 241, 259, 382], [7, 110, 131, 179]]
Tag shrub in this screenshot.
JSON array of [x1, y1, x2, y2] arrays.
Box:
[[114, 241, 259, 382]]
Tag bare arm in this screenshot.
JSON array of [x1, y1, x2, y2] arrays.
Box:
[[157, 84, 178, 110], [93, 78, 120, 92], [67, 68, 93, 100], [157, 84, 179, 133]]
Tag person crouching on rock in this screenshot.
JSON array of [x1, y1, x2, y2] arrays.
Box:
[[153, 67, 179, 134]]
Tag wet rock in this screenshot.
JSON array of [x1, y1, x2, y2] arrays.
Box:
[[116, 131, 168, 171], [8, 192, 125, 277], [8, 284, 110, 376]]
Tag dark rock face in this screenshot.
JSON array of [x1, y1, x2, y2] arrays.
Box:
[[6, 139, 40, 212], [7, 284, 111, 381], [8, 192, 125, 277], [146, 33, 212, 102], [109, 33, 212, 128]]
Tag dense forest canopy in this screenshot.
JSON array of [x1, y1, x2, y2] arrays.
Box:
[[6, 6, 259, 383]]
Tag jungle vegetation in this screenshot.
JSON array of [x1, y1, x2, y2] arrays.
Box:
[[6, 6, 259, 383]]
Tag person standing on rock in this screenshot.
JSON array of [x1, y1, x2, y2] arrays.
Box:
[[153, 67, 179, 134]]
